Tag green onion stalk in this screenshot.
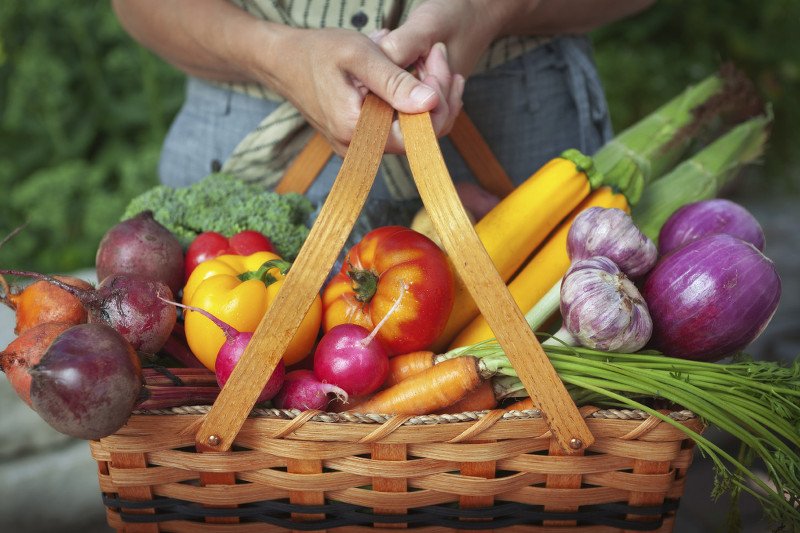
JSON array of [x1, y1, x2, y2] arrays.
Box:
[[592, 64, 761, 206], [440, 334, 800, 530], [632, 110, 772, 242]]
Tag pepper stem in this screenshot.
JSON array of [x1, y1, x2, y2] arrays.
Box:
[[347, 266, 379, 303], [238, 259, 292, 285]]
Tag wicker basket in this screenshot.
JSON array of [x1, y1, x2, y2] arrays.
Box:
[[90, 95, 703, 532]]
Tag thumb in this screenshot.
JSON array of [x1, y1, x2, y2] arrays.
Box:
[[354, 52, 440, 113]]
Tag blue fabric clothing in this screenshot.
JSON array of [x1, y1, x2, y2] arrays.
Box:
[[158, 35, 613, 242]]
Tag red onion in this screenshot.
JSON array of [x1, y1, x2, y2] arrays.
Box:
[[567, 207, 657, 278], [642, 233, 780, 361], [658, 198, 765, 256], [556, 256, 652, 352]]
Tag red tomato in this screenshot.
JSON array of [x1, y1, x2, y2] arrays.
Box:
[[322, 226, 454, 355], [228, 230, 274, 256], [184, 230, 275, 281]]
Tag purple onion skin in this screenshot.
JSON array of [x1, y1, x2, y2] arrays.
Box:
[[29, 323, 143, 440], [643, 233, 781, 361], [658, 198, 765, 256], [567, 207, 657, 278]]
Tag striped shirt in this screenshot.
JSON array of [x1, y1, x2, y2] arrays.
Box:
[[219, 0, 548, 198]]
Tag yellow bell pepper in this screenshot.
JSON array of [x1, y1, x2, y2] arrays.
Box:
[[182, 251, 322, 371]]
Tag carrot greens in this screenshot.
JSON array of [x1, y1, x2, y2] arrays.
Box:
[[440, 341, 800, 530]]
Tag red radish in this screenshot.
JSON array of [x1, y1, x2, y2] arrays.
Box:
[[313, 283, 407, 396], [96, 210, 185, 295], [0, 269, 176, 354], [0, 321, 72, 406], [160, 298, 284, 402], [314, 324, 389, 397], [273, 369, 347, 411]]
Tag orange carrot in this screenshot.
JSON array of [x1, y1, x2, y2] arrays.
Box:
[[384, 350, 435, 387], [352, 356, 484, 416], [504, 397, 535, 412], [435, 380, 497, 414]]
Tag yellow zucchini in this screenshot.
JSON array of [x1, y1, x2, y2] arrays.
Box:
[[448, 186, 629, 349], [430, 150, 601, 351]]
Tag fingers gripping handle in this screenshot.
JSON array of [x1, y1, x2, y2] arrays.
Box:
[[398, 111, 594, 453]]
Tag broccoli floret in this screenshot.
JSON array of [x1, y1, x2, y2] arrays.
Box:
[[121, 173, 314, 259]]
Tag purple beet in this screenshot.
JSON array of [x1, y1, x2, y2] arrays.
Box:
[[96, 210, 184, 295], [29, 323, 143, 440], [0, 270, 177, 354]]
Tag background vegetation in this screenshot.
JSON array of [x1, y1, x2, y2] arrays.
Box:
[[1, 1, 798, 274]]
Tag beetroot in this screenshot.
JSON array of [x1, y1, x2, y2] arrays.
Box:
[[0, 322, 72, 406], [96, 211, 184, 295], [1, 274, 91, 334], [0, 270, 176, 354], [29, 323, 143, 440]]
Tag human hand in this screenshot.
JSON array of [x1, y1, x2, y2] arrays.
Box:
[[378, 0, 516, 79], [257, 27, 463, 155]]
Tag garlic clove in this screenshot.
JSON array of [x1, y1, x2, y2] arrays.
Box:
[[567, 207, 657, 278], [559, 256, 653, 353]]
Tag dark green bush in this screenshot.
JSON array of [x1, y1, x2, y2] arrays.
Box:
[[0, 2, 182, 274]]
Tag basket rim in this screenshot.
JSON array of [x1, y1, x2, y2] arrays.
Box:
[[130, 405, 697, 426]]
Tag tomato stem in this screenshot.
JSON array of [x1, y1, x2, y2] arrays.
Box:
[[347, 267, 379, 303]]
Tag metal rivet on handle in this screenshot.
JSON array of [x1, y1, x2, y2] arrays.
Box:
[[207, 435, 221, 447], [569, 438, 583, 450]]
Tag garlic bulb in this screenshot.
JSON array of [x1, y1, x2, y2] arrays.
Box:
[[558, 256, 652, 352], [567, 207, 657, 278]]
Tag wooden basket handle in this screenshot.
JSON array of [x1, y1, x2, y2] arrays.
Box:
[[399, 111, 593, 452], [195, 95, 594, 453], [273, 110, 516, 199]]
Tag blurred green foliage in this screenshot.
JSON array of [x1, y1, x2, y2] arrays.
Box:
[[0, 2, 183, 274], [1, 1, 797, 274]]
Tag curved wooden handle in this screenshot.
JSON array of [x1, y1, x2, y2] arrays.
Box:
[[399, 111, 594, 453], [195, 94, 393, 451], [196, 95, 594, 454]]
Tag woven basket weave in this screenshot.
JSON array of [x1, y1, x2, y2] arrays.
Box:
[[92, 405, 700, 532], [90, 96, 703, 532]]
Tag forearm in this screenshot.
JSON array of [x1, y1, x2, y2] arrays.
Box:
[[476, 0, 655, 37], [111, 0, 289, 84]]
